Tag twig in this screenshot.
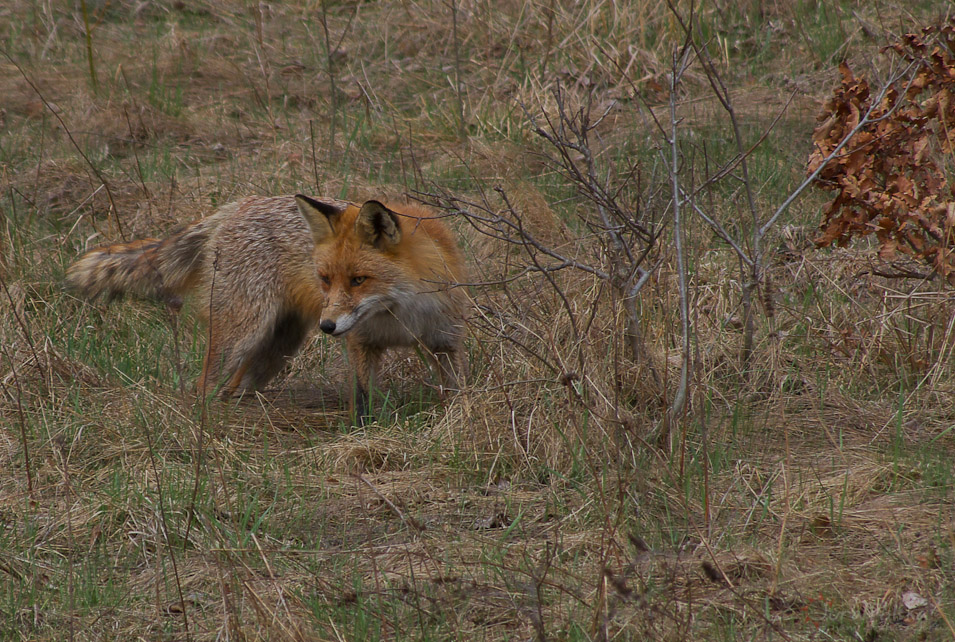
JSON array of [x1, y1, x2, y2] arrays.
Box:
[[355, 474, 424, 533], [0, 303, 33, 493], [449, 0, 467, 141], [1, 48, 125, 240], [142, 409, 192, 641]]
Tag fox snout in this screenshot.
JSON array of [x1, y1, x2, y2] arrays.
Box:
[[319, 313, 356, 336]]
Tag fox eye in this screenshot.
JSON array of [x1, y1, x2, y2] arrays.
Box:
[[351, 276, 367, 287], [319, 274, 330, 285]]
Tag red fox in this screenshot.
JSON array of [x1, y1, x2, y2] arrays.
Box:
[[67, 195, 468, 420]]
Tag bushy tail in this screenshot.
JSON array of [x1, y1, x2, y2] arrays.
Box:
[[67, 217, 217, 304]]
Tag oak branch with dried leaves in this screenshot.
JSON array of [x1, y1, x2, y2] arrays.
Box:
[[811, 18, 955, 282]]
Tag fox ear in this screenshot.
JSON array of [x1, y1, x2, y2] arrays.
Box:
[[295, 194, 345, 243], [356, 200, 401, 250]]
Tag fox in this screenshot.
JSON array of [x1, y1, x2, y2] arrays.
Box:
[[67, 194, 468, 421]]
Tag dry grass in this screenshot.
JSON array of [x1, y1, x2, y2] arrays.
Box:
[[2, 0, 954, 640]]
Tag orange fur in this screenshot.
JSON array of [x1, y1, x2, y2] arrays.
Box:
[[68, 195, 468, 421], [296, 197, 468, 421]]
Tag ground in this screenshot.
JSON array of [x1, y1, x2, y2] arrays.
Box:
[[1, 1, 953, 640]]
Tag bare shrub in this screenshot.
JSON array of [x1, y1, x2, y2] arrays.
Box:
[[812, 17, 955, 282]]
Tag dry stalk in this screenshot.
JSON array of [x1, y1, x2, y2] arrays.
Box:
[[0, 273, 35, 495], [665, 44, 693, 431], [1, 48, 125, 240], [186, 250, 220, 546], [315, 1, 357, 162], [449, 0, 468, 141], [79, 0, 98, 92], [142, 413, 192, 641]]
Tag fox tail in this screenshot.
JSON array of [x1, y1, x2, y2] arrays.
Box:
[[67, 216, 219, 305]]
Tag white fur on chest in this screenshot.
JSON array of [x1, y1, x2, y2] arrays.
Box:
[[356, 287, 456, 350]]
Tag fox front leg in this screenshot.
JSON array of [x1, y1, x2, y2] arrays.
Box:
[[347, 339, 383, 426]]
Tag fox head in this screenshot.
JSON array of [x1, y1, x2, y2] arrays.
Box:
[[295, 195, 410, 337]]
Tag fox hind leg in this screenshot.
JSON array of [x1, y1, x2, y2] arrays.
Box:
[[199, 331, 241, 398], [200, 324, 260, 398], [241, 310, 312, 390], [199, 301, 277, 398]]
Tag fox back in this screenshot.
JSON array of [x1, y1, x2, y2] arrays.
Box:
[[68, 196, 343, 395]]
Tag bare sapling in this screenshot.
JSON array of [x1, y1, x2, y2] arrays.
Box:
[[664, 44, 694, 429], [644, 0, 922, 372], [428, 81, 665, 398]]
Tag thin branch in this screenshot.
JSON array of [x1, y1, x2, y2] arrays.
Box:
[[355, 474, 425, 532], [667, 45, 694, 426], [1, 47, 125, 240], [759, 59, 920, 238], [680, 187, 753, 267]]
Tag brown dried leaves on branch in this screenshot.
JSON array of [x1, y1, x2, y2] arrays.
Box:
[[811, 18, 955, 282]]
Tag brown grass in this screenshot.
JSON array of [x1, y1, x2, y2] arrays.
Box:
[[1, 0, 954, 640]]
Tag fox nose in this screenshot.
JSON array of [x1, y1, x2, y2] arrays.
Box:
[[319, 320, 336, 335]]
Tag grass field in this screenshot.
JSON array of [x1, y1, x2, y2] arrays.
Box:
[[1, 0, 954, 639]]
